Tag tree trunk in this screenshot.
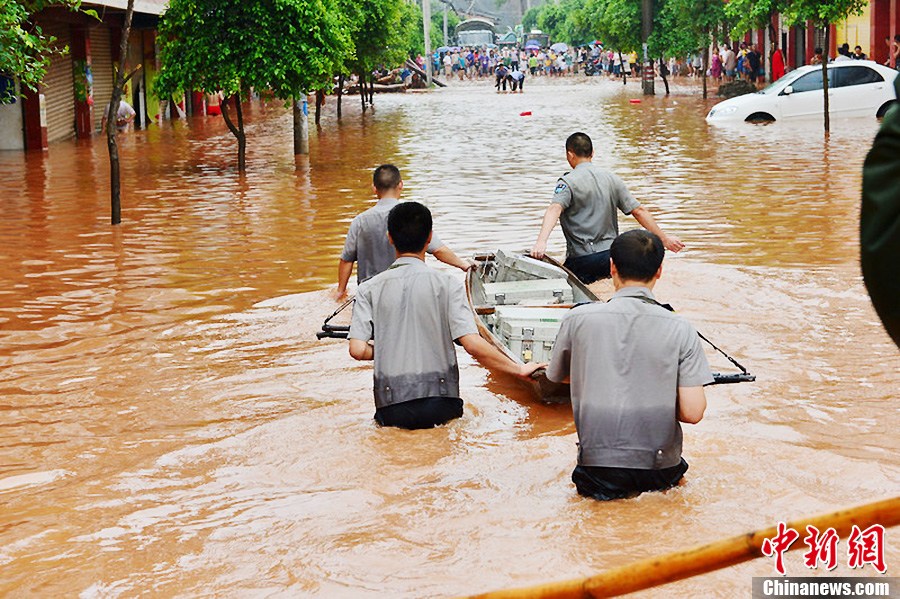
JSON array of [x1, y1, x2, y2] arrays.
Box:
[[107, 0, 135, 226], [822, 24, 830, 133], [640, 0, 654, 95], [315, 89, 324, 125], [768, 16, 777, 84], [221, 93, 246, 171], [369, 79, 374, 105], [659, 57, 670, 95], [359, 72, 366, 112], [702, 40, 709, 99], [619, 52, 627, 85], [293, 96, 309, 155], [337, 74, 344, 119]]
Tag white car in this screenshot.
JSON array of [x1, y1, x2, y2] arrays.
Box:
[[706, 60, 898, 123]]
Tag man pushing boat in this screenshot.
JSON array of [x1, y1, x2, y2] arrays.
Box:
[[530, 132, 684, 284], [546, 230, 712, 500], [334, 164, 470, 301], [348, 202, 543, 430]]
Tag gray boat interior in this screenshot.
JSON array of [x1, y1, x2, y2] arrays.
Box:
[[470, 250, 597, 364]]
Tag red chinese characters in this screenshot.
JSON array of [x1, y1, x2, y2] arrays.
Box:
[[803, 525, 840, 570], [762, 522, 800, 575], [847, 524, 887, 573]]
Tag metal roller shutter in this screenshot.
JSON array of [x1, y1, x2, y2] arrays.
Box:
[[42, 23, 75, 143], [89, 26, 115, 132]]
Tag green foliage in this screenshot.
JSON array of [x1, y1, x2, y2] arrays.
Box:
[[781, 0, 866, 26], [584, 0, 642, 51], [339, 0, 414, 74], [522, 7, 540, 31], [155, 0, 352, 99], [0, 0, 82, 100], [654, 0, 727, 57], [725, 0, 786, 36]]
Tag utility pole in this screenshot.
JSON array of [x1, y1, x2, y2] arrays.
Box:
[[641, 0, 654, 95], [443, 4, 449, 46], [423, 0, 433, 87]]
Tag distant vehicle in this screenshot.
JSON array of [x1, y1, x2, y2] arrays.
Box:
[[706, 61, 898, 123], [456, 18, 496, 48], [524, 29, 550, 49]]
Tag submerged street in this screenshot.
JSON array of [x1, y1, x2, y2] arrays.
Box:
[[1, 78, 898, 596]]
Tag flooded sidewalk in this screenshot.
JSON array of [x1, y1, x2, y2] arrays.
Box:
[[0, 78, 897, 597]]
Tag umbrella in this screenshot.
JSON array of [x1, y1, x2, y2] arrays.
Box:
[[550, 42, 568, 53], [485, 43, 498, 49], [436, 46, 452, 53], [524, 40, 541, 49]]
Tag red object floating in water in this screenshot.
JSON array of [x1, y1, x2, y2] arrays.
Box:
[[520, 111, 532, 116], [629, 99, 641, 104]]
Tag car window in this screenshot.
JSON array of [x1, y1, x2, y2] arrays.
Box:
[[834, 66, 884, 87], [788, 70, 824, 93]]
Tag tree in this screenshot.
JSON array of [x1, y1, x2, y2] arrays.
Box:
[[339, 0, 411, 112], [0, 0, 88, 101], [782, 0, 866, 132], [106, 0, 138, 225], [655, 0, 727, 97], [726, 0, 790, 85], [155, 0, 352, 170]]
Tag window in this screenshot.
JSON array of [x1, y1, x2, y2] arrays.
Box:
[[788, 70, 823, 93], [834, 66, 884, 87]]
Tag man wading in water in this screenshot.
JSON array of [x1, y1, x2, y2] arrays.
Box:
[[546, 230, 713, 500], [334, 164, 469, 301], [530, 132, 684, 284], [348, 202, 543, 429]]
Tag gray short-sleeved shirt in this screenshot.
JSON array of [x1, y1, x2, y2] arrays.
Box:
[[546, 286, 714, 469], [553, 162, 641, 258], [340, 198, 443, 283], [349, 257, 478, 409]]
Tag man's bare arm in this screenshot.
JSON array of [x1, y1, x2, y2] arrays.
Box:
[[631, 206, 685, 252], [530, 203, 564, 259], [334, 259, 354, 300], [458, 334, 544, 378], [348, 338, 374, 361], [432, 246, 473, 271], [676, 386, 707, 424]]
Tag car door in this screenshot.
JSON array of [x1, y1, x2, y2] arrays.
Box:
[[778, 69, 825, 119], [830, 65, 886, 117]]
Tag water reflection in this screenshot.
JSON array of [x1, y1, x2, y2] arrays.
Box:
[[0, 78, 896, 597]]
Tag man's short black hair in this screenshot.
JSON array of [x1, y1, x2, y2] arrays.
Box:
[[388, 201, 432, 254], [610, 230, 664, 282], [565, 132, 593, 158], [373, 164, 402, 192]]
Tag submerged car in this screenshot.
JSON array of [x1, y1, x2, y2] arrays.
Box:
[[706, 60, 898, 123]]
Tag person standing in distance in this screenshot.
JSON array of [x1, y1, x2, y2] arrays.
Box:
[[348, 202, 544, 430], [334, 164, 470, 301], [530, 132, 684, 284], [546, 230, 712, 500]]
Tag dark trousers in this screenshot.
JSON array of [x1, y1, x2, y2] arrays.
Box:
[[564, 250, 611, 284], [374, 396, 463, 430], [572, 458, 689, 501]]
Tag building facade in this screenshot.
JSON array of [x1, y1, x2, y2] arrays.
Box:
[[0, 0, 168, 151]]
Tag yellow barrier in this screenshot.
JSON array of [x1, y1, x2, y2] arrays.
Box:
[[467, 496, 900, 599]]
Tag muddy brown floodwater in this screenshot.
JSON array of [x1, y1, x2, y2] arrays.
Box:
[[1, 78, 897, 598]]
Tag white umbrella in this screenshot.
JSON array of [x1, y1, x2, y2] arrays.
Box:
[[550, 42, 568, 53]]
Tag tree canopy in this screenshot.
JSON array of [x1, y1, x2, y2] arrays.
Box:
[[0, 0, 87, 100], [155, 0, 352, 100]]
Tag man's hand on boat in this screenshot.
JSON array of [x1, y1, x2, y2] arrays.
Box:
[[530, 239, 548, 260], [331, 286, 349, 302], [459, 334, 547, 379], [518, 362, 549, 379]]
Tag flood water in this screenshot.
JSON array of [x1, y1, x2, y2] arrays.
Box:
[[1, 78, 898, 597]]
